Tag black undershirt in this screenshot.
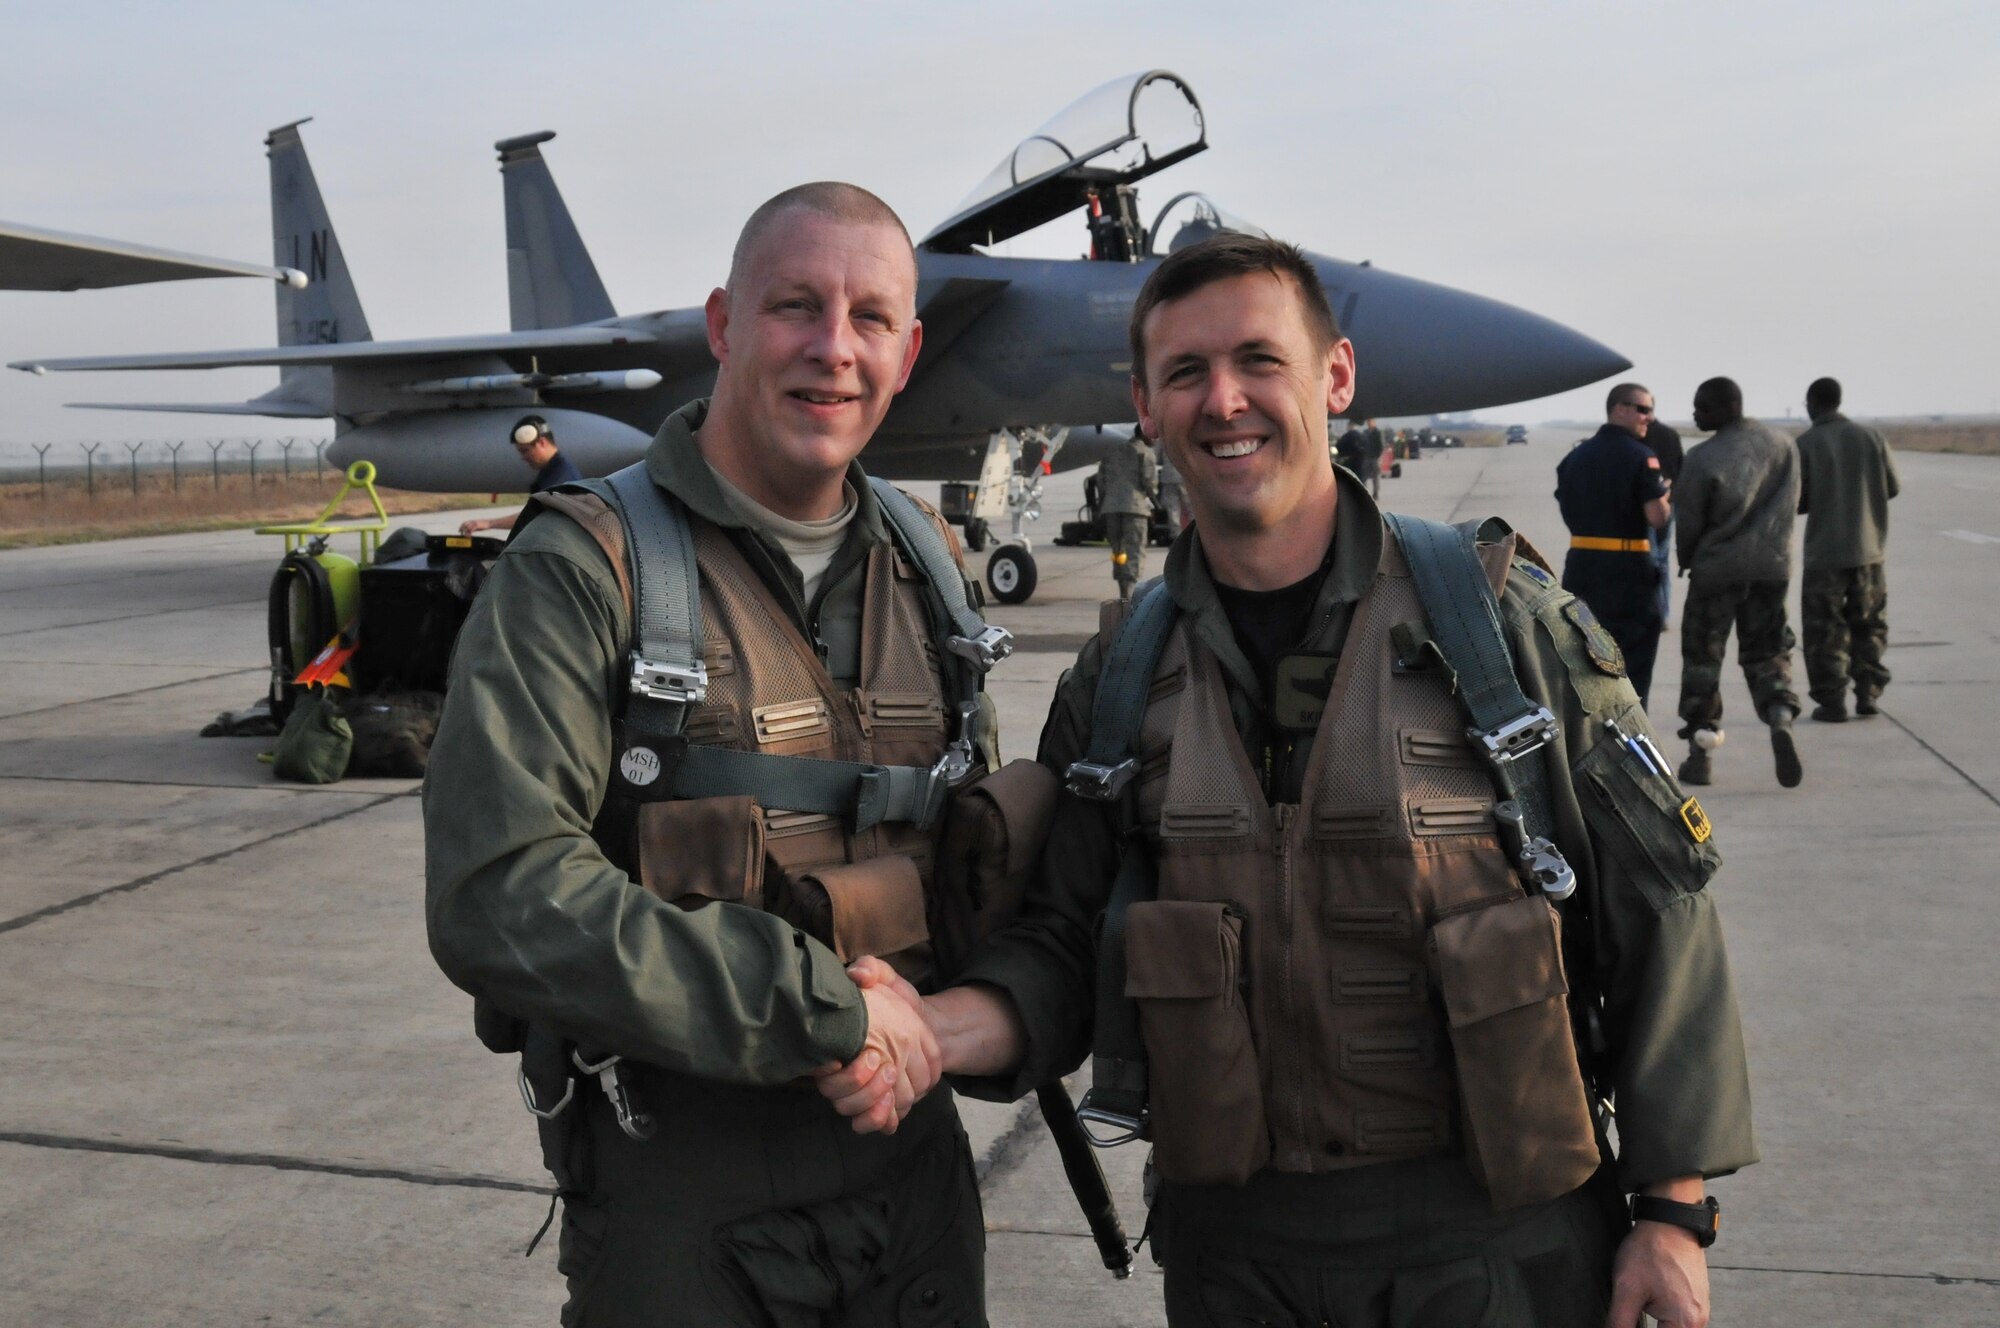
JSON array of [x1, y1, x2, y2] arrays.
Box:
[[1213, 546, 1335, 801]]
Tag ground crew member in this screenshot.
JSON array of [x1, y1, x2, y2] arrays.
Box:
[[1097, 432, 1159, 598], [1334, 419, 1372, 477], [424, 184, 996, 1326], [1645, 417, 1685, 625], [1365, 418, 1386, 498], [458, 414, 585, 535], [1555, 384, 1672, 707], [1796, 377, 1900, 721], [825, 234, 1757, 1328], [1675, 376, 1804, 788]]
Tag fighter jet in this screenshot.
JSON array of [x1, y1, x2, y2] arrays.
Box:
[[11, 73, 1629, 597]]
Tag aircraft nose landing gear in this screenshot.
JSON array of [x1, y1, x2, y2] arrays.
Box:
[[986, 544, 1038, 604]]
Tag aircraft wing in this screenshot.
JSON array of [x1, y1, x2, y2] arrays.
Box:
[[10, 325, 657, 373], [0, 220, 306, 292], [63, 400, 329, 418]]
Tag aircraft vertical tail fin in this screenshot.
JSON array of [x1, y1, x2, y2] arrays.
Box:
[[266, 119, 369, 414], [496, 131, 616, 330]]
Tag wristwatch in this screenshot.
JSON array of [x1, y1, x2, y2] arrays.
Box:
[[1630, 1194, 1720, 1248]]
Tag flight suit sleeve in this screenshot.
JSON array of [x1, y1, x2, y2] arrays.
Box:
[[423, 514, 867, 1085], [949, 642, 1119, 1102], [1503, 565, 1758, 1190]]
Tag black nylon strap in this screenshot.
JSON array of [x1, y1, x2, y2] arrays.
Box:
[[1382, 513, 1561, 852], [1072, 581, 1177, 1137]]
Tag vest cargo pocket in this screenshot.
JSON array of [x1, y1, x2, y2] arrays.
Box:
[[1430, 893, 1600, 1209], [1125, 900, 1270, 1186], [932, 758, 1058, 980], [637, 794, 765, 907], [781, 856, 933, 986], [1573, 703, 1723, 912]]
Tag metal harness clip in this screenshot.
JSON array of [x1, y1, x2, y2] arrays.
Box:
[[1520, 836, 1577, 900], [1065, 758, 1139, 802], [572, 1049, 657, 1142], [1472, 706, 1560, 765], [630, 656, 708, 706], [946, 625, 1015, 671]]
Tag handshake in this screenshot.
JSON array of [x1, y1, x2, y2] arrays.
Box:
[[811, 957, 1023, 1134]]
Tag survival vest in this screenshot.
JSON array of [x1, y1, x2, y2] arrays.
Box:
[[1072, 515, 1601, 1211]]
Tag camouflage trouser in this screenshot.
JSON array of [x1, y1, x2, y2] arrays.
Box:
[[1105, 512, 1148, 593], [1802, 563, 1890, 705], [1678, 578, 1801, 731]]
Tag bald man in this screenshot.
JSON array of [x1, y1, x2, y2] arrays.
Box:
[[425, 184, 993, 1326]]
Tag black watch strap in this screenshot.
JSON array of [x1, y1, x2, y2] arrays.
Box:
[[1631, 1194, 1720, 1248]]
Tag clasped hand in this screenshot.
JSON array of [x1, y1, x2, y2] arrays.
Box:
[[811, 956, 941, 1134]]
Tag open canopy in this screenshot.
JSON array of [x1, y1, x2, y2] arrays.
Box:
[[921, 70, 1206, 253]]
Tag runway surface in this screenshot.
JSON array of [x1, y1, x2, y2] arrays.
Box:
[[0, 434, 1992, 1325]]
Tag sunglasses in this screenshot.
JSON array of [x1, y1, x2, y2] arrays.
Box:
[[1619, 402, 1655, 416]]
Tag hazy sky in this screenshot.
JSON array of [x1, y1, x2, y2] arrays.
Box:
[[4, 0, 1995, 457]]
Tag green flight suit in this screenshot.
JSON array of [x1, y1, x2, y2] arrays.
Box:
[[425, 401, 986, 1327], [956, 469, 1757, 1327]]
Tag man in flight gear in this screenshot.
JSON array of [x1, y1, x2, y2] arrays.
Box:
[[1675, 377, 1804, 788], [823, 234, 1757, 1328], [1555, 383, 1673, 707], [425, 184, 1012, 1326], [1097, 432, 1159, 599]]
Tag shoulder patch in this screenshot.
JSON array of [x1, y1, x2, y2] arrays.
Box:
[[1561, 599, 1627, 676], [1515, 558, 1554, 587], [1646, 455, 1661, 469]]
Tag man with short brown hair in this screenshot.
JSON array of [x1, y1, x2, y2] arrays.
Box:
[[827, 233, 1756, 1328]]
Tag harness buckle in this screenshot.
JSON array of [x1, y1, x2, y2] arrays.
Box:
[[1065, 758, 1139, 802], [1471, 707, 1559, 765], [1076, 1089, 1149, 1147], [630, 656, 708, 706], [946, 625, 1015, 671], [516, 1066, 575, 1121]]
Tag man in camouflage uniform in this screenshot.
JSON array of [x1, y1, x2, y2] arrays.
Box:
[[1097, 432, 1159, 598], [1795, 377, 1900, 721], [1675, 377, 1803, 788]]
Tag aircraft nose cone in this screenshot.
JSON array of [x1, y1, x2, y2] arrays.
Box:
[[1313, 255, 1630, 418]]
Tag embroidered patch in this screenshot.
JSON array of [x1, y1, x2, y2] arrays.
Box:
[[1679, 796, 1713, 844], [1562, 600, 1628, 677], [1516, 559, 1554, 586], [1273, 653, 1339, 731]]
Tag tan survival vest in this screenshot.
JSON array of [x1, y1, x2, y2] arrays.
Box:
[[535, 481, 1051, 987], [1115, 530, 1601, 1206]]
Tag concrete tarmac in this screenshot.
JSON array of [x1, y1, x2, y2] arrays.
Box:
[[0, 437, 1993, 1325]]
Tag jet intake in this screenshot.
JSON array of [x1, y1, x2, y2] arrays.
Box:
[[399, 368, 662, 396]]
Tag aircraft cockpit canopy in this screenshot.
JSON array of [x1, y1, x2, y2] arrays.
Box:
[[921, 70, 1206, 254], [1145, 192, 1271, 256]]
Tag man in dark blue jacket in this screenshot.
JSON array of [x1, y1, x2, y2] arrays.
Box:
[[1555, 383, 1672, 706]]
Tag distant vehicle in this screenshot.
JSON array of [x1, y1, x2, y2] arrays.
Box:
[[1505, 424, 1530, 445]]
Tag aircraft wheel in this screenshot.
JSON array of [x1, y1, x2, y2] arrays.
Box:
[[986, 546, 1038, 604], [962, 518, 990, 553]]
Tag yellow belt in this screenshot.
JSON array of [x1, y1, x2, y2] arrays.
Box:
[[1570, 536, 1652, 553]]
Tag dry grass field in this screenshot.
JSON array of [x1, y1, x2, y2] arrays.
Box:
[[1877, 421, 2000, 456], [0, 468, 503, 549]]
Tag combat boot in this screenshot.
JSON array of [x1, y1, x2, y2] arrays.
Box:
[[1811, 701, 1848, 723], [1854, 694, 1880, 717], [1678, 743, 1712, 787], [1768, 705, 1803, 789]]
